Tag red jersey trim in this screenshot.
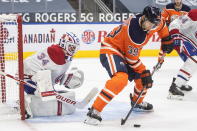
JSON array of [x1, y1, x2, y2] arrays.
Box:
[[170, 29, 180, 35]]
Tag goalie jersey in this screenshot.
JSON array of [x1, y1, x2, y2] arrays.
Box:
[[24, 44, 72, 85]]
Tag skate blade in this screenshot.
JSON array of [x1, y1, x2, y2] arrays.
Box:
[[133, 108, 154, 112], [167, 93, 183, 100], [84, 116, 100, 126]]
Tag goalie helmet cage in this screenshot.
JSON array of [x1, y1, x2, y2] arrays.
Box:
[[0, 14, 25, 120]]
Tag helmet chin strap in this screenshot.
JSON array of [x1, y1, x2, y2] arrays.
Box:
[[140, 16, 148, 32]]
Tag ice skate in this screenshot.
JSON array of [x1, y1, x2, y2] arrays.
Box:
[[180, 84, 192, 91], [130, 94, 153, 112], [167, 83, 184, 100], [171, 78, 192, 92], [84, 107, 102, 126]]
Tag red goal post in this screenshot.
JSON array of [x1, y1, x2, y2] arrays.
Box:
[[0, 14, 25, 120]]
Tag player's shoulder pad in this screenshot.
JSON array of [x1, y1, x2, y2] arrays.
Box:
[[182, 4, 191, 12], [47, 44, 66, 65]]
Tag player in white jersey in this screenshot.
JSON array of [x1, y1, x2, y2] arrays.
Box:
[[23, 32, 84, 118], [161, 9, 197, 99]]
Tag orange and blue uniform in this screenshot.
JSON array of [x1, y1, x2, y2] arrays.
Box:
[[157, 3, 191, 62], [92, 14, 171, 112], [162, 3, 191, 25]]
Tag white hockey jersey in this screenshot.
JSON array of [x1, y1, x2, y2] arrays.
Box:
[[169, 14, 197, 45], [169, 11, 197, 57], [24, 44, 72, 85]]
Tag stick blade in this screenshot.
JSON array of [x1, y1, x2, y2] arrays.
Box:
[[75, 87, 98, 109], [121, 118, 126, 125], [83, 87, 99, 104]]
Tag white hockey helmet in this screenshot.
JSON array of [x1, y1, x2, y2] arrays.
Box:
[[59, 32, 80, 56]]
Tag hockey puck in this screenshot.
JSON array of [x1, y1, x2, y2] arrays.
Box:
[[133, 124, 141, 128]]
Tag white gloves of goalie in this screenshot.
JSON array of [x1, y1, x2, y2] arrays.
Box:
[[60, 67, 84, 89]]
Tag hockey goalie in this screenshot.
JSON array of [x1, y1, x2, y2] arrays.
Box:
[[22, 32, 85, 118]]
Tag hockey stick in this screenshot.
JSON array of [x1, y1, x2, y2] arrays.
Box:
[[121, 87, 145, 125], [152, 53, 166, 75], [56, 87, 98, 109], [0, 70, 98, 109], [121, 68, 158, 125]]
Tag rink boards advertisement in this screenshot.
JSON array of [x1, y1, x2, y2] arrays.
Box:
[[3, 23, 177, 58]]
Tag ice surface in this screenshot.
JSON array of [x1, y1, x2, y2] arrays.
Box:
[[0, 57, 196, 131]]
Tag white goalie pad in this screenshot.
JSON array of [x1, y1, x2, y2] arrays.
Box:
[[27, 91, 76, 117], [60, 67, 84, 89], [32, 70, 56, 101]]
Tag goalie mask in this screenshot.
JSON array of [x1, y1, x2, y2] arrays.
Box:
[[59, 32, 80, 56]]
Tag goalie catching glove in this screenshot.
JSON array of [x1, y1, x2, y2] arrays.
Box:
[[60, 67, 84, 89]]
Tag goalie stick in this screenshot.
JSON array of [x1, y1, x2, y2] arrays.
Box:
[[0, 71, 98, 109]]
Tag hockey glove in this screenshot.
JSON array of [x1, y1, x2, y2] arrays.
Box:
[[161, 35, 174, 54], [60, 67, 84, 89], [140, 70, 153, 88]]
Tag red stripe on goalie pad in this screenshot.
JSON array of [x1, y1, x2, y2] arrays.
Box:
[[41, 91, 56, 97]]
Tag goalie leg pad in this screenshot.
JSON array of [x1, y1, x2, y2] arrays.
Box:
[[32, 70, 56, 101], [29, 91, 76, 117], [24, 94, 33, 119]]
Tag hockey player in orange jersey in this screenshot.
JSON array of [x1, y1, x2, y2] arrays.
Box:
[[162, 0, 191, 25], [84, 6, 174, 125]]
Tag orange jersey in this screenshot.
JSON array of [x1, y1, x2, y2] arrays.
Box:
[[162, 3, 191, 24], [100, 15, 170, 73]]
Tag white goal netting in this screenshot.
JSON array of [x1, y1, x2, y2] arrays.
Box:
[[0, 14, 24, 120]]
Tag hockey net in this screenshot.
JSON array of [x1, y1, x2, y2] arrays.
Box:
[[0, 14, 25, 120]]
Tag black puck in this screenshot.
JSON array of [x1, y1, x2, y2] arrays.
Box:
[[134, 124, 141, 127]]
